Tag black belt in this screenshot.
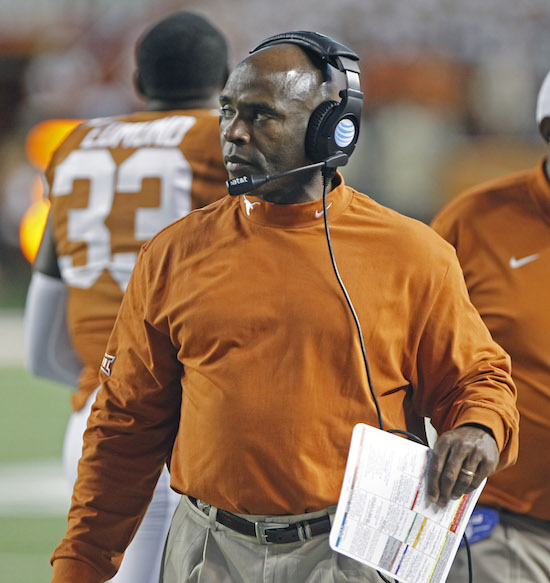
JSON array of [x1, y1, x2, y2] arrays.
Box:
[[189, 497, 332, 545]]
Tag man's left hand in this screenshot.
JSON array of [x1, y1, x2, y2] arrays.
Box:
[[426, 425, 499, 507]]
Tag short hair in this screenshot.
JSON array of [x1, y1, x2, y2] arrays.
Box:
[[136, 11, 228, 101]]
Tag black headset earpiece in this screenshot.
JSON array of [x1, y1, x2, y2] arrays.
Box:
[[250, 31, 363, 165], [305, 99, 341, 162]]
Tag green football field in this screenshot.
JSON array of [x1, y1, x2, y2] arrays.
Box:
[[0, 367, 72, 583]]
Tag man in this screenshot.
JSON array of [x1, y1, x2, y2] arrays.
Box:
[[431, 71, 550, 583], [24, 11, 229, 583], [51, 32, 519, 583]]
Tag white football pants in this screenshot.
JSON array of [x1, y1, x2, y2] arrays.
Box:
[[63, 388, 180, 583]]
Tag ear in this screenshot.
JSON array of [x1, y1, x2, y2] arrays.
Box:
[[540, 117, 550, 143], [134, 70, 146, 97]]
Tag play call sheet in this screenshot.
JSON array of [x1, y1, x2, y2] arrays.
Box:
[[330, 423, 485, 583]]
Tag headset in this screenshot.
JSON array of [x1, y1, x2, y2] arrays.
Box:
[[226, 31, 363, 195], [251, 31, 363, 163]]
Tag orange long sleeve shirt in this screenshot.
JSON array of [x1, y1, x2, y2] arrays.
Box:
[[52, 175, 518, 582], [432, 159, 550, 521]]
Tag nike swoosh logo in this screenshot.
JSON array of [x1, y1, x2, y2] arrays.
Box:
[[315, 202, 333, 218], [509, 253, 540, 269]]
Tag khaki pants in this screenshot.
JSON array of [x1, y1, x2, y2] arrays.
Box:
[[446, 509, 550, 583], [160, 496, 381, 583]]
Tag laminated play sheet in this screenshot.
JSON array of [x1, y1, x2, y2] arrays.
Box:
[[330, 423, 485, 583]]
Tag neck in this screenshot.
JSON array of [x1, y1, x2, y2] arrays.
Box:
[[255, 170, 327, 205], [146, 94, 220, 112]]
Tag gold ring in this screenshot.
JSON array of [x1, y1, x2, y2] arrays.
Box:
[[460, 468, 475, 478]]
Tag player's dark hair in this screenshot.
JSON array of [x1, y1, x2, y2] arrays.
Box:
[[136, 11, 229, 101]]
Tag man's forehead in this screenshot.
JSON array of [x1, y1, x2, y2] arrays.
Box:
[[222, 58, 320, 103]]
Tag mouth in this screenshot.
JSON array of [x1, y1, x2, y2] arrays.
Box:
[[224, 155, 256, 175]]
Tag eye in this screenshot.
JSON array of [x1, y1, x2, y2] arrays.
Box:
[[219, 105, 235, 120], [252, 110, 270, 123]]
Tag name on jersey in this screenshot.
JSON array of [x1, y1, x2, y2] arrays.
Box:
[[79, 116, 196, 149]]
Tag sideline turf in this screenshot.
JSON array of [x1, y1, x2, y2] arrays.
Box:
[[0, 515, 68, 583], [0, 367, 71, 582], [0, 367, 71, 462]]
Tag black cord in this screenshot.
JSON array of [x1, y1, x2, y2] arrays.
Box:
[[321, 170, 384, 432], [321, 169, 423, 445], [463, 533, 473, 583], [320, 168, 472, 583], [387, 428, 426, 445]]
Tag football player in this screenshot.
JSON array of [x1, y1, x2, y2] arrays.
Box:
[[431, 70, 550, 583], [24, 11, 229, 583]]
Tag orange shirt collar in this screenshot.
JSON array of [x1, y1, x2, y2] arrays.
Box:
[[237, 172, 353, 228]]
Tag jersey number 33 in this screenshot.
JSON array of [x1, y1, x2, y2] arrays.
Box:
[[51, 147, 192, 292]]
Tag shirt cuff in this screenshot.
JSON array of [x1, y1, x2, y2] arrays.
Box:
[[51, 558, 105, 583], [454, 407, 505, 451]]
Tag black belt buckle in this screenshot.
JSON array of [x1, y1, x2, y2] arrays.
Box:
[[254, 521, 292, 544]]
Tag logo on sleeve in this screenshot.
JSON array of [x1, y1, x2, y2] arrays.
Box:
[[100, 353, 116, 376], [509, 253, 540, 269]]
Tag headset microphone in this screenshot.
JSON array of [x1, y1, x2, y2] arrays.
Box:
[[226, 173, 275, 196], [226, 153, 349, 196]]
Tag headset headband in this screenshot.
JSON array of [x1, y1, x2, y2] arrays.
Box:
[[251, 31, 358, 68]]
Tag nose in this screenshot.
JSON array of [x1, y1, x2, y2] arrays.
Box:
[[221, 115, 250, 145]]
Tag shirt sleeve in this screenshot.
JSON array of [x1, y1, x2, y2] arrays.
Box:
[[51, 246, 183, 583], [431, 206, 459, 248], [411, 251, 519, 470]]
